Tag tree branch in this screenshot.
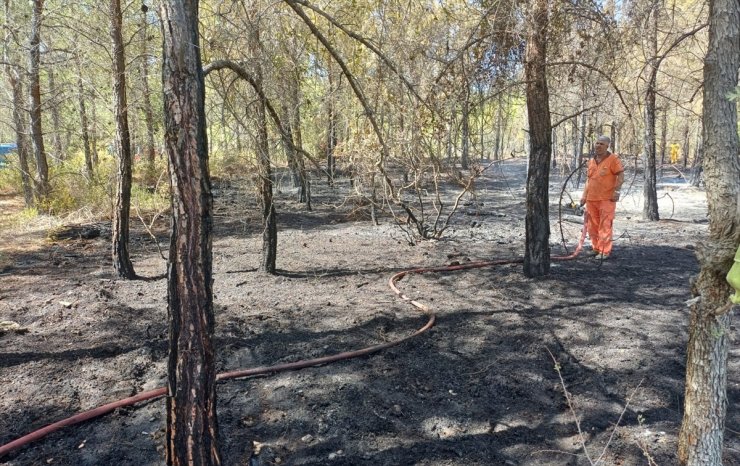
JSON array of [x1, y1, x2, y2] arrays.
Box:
[[547, 60, 633, 120], [284, 0, 430, 111], [203, 59, 326, 174]]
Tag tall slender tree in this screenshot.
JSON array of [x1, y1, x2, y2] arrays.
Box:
[[74, 48, 94, 178], [138, 4, 156, 185], [160, 0, 221, 464], [523, 0, 552, 278], [642, 0, 660, 220], [110, 0, 136, 279], [247, 12, 278, 274], [3, 0, 33, 207], [678, 0, 739, 462], [28, 0, 49, 202]]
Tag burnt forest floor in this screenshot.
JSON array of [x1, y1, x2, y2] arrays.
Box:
[[0, 157, 738, 466]]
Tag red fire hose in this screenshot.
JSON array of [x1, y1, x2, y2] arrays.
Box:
[[0, 216, 587, 458]]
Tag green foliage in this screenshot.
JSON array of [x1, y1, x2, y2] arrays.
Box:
[[0, 156, 25, 193], [727, 85, 740, 102], [209, 149, 250, 180], [39, 152, 115, 216]]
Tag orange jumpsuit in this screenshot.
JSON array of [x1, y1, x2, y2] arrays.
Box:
[[584, 153, 624, 256]]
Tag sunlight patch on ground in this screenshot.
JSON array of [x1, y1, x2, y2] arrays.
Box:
[[421, 416, 492, 439]]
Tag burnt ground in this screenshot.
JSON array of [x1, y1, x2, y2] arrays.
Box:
[[0, 158, 737, 466]]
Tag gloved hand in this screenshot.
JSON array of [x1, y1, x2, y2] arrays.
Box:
[[727, 245, 740, 304]]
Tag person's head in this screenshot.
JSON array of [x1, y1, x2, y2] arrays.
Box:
[[595, 135, 611, 155]]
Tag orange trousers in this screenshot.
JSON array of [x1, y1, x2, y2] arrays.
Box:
[[586, 200, 617, 255]]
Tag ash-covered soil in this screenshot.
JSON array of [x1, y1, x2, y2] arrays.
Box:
[[0, 158, 737, 465]]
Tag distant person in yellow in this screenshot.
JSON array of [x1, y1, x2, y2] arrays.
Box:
[[579, 136, 624, 260], [670, 143, 680, 164]]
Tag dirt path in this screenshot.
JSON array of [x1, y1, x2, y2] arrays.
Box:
[[0, 159, 737, 465]]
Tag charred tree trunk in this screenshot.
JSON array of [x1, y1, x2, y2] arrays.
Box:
[[248, 17, 277, 274], [110, 0, 136, 279], [29, 0, 49, 202], [160, 1, 221, 464], [523, 0, 552, 278], [257, 96, 277, 274], [139, 7, 156, 186], [75, 51, 94, 179], [678, 0, 739, 463], [642, 3, 660, 220]]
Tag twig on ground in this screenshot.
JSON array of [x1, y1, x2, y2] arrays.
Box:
[[545, 347, 595, 464]]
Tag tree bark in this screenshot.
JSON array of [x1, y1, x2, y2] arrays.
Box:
[[248, 20, 278, 275], [523, 0, 552, 278], [29, 0, 49, 202], [642, 2, 660, 220], [3, 0, 31, 206], [160, 0, 221, 464], [75, 50, 94, 179], [678, 0, 740, 463], [110, 0, 136, 279], [257, 94, 277, 274], [139, 8, 156, 186]]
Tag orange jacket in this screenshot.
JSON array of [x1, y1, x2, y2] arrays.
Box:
[[585, 153, 624, 201]]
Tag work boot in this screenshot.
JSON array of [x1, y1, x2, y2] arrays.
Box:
[[594, 253, 610, 260]]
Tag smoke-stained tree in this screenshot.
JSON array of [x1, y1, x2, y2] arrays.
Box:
[[160, 0, 221, 464], [678, 0, 739, 462], [109, 0, 136, 279], [523, 0, 553, 277], [28, 0, 49, 202]]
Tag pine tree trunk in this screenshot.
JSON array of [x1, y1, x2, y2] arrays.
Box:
[[160, 1, 221, 464], [249, 18, 277, 274], [523, 0, 552, 278], [29, 0, 49, 202], [8, 70, 34, 207], [110, 0, 136, 279], [642, 2, 660, 221], [678, 0, 739, 462], [139, 9, 156, 186], [3, 0, 32, 206], [75, 51, 94, 179]]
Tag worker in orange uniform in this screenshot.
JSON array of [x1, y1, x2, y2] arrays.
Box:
[[579, 135, 624, 260]]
